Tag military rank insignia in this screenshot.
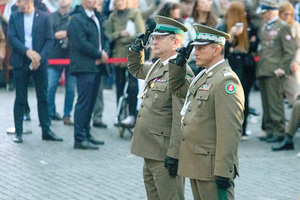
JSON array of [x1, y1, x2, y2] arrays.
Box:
[[199, 83, 213, 91], [225, 83, 236, 94]]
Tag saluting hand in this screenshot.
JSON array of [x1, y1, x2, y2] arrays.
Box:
[[129, 27, 152, 52], [173, 40, 194, 66]]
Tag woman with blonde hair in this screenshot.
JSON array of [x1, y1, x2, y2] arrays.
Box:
[[278, 1, 300, 107], [217, 2, 259, 140], [107, 0, 145, 126]]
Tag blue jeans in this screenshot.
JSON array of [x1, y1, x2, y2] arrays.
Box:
[[47, 66, 76, 118]]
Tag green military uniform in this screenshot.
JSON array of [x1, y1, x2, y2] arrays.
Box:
[[287, 99, 300, 137], [257, 1, 296, 138], [169, 24, 244, 200], [127, 16, 194, 200]]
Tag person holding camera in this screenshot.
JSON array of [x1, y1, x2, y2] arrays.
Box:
[[127, 16, 194, 199], [216, 2, 259, 140], [47, 0, 76, 125]]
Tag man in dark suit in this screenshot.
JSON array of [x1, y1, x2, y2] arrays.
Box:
[[67, 0, 109, 150], [8, 0, 63, 143]]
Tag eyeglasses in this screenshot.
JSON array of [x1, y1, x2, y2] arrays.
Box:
[[151, 35, 176, 41]]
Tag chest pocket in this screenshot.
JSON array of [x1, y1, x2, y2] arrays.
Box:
[[194, 91, 209, 115], [149, 82, 167, 107]]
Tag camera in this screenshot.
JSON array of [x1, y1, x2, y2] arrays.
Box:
[[59, 38, 69, 49]]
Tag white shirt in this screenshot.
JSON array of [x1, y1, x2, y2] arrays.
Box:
[[85, 9, 102, 51], [24, 10, 35, 50]]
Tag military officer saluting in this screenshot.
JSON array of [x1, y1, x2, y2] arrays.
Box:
[[127, 16, 194, 199], [168, 24, 244, 200], [257, 0, 296, 142]]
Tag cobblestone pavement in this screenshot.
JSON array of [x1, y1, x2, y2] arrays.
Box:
[[0, 87, 299, 200]]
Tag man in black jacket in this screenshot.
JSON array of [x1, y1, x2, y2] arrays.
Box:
[[8, 0, 63, 143], [67, 0, 109, 150]]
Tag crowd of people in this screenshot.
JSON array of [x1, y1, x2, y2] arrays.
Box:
[[0, 0, 299, 199]]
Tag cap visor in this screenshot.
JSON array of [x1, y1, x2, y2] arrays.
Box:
[[151, 32, 170, 36], [191, 41, 211, 46], [257, 7, 267, 14]]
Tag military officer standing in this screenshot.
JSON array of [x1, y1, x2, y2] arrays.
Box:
[[257, 0, 296, 142], [127, 16, 194, 199], [168, 24, 244, 200]]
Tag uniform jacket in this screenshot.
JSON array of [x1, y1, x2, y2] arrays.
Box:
[[257, 18, 296, 77], [107, 8, 144, 68], [127, 49, 194, 161], [292, 20, 300, 64], [169, 60, 244, 181], [67, 5, 110, 74], [8, 9, 54, 70]]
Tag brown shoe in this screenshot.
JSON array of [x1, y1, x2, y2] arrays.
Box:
[[63, 116, 74, 125]]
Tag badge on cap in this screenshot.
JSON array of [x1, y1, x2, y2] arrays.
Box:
[[225, 83, 236, 94], [285, 34, 291, 41], [151, 82, 155, 88]]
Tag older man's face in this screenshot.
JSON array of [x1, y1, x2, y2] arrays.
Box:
[[82, 0, 96, 11]]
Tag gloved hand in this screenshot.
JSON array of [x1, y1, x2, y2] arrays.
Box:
[[174, 40, 194, 66], [164, 155, 178, 177], [216, 176, 231, 189], [129, 27, 152, 52]]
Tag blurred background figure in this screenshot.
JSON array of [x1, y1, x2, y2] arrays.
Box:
[[180, 0, 195, 23], [107, 0, 145, 127], [47, 0, 76, 125], [211, 0, 230, 20], [157, 0, 181, 21], [92, 0, 110, 128], [278, 1, 300, 107], [183, 0, 217, 74], [137, 0, 160, 20], [216, 1, 259, 140]]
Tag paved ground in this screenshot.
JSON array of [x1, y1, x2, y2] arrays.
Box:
[[0, 86, 299, 200]]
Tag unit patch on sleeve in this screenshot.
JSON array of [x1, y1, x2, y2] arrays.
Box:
[[225, 83, 236, 94], [199, 83, 213, 91]]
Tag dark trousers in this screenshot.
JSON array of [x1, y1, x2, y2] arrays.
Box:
[[241, 67, 256, 135], [13, 65, 50, 134], [115, 67, 138, 116], [74, 72, 101, 142]]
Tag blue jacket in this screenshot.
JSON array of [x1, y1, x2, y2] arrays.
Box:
[[67, 5, 110, 74], [8, 9, 54, 70]]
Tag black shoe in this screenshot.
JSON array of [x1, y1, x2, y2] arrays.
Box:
[[13, 133, 23, 143], [88, 136, 105, 145], [23, 112, 31, 121], [272, 135, 294, 151], [74, 140, 99, 150], [249, 108, 260, 116], [267, 135, 285, 143], [42, 130, 63, 141], [258, 134, 272, 141], [51, 112, 62, 121], [93, 122, 107, 128]]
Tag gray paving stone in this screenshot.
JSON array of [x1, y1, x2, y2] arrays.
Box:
[[0, 87, 299, 200]]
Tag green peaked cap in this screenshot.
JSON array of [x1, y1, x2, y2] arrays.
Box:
[[153, 15, 188, 35]]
